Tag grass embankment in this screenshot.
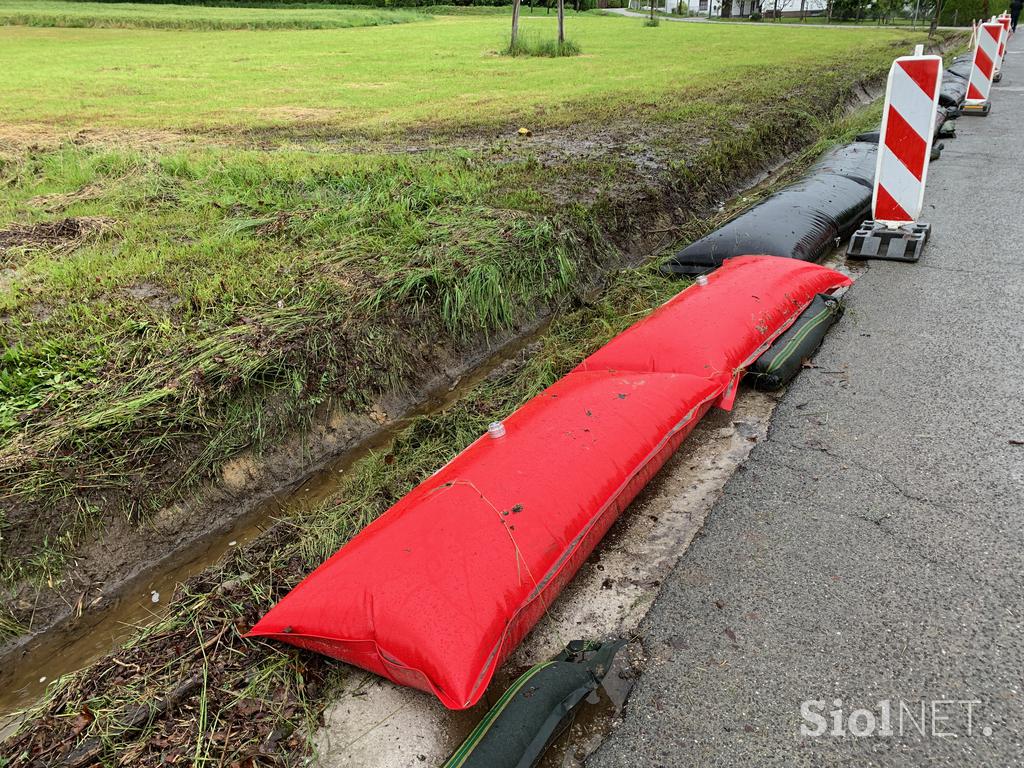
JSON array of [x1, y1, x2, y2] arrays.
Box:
[[0, 7, 946, 763], [0, 116, 883, 765], [0, 146, 580, 595], [0, 1, 426, 30]]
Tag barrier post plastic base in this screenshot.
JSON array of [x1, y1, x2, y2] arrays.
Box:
[[846, 221, 931, 263], [959, 101, 992, 116]]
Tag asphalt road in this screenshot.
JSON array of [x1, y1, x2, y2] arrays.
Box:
[[589, 48, 1024, 767]]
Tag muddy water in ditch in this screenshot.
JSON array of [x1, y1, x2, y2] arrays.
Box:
[[0, 326, 548, 724]]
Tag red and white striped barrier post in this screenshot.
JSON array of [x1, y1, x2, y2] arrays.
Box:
[[962, 21, 1003, 114], [993, 16, 1009, 81], [847, 46, 942, 263], [998, 13, 1012, 75]]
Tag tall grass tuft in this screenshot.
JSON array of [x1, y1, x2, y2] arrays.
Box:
[[502, 34, 582, 57]]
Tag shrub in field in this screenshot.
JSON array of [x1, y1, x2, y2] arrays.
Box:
[[503, 34, 581, 55], [643, 14, 659, 24]]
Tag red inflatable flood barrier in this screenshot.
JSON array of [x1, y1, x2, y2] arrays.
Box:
[[247, 256, 851, 709], [575, 255, 848, 407]]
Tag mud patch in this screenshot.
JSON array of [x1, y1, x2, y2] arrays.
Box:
[[0, 124, 194, 153], [0, 267, 17, 294], [0, 216, 116, 260], [253, 209, 311, 238], [253, 106, 344, 122], [123, 282, 177, 314]]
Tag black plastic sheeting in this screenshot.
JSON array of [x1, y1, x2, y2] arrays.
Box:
[[661, 143, 876, 277], [748, 293, 844, 389], [443, 639, 625, 768]]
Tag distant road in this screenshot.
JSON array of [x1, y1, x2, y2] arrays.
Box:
[[603, 8, 956, 29], [604, 7, 707, 21]]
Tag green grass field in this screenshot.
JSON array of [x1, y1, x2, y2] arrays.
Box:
[[0, 0, 428, 30], [0, 7, 952, 761], [1, 9, 923, 134]]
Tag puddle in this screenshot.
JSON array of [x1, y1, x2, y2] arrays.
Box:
[[311, 388, 781, 768], [0, 323, 549, 727]]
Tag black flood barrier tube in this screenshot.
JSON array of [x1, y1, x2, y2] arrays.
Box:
[[947, 54, 974, 78], [857, 134, 947, 157], [748, 293, 844, 389], [661, 143, 876, 277], [940, 55, 975, 108], [933, 106, 958, 140], [940, 72, 969, 109], [858, 106, 954, 148], [443, 639, 626, 768], [805, 140, 877, 187]]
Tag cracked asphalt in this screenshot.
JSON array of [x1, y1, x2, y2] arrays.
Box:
[[588, 46, 1024, 767]]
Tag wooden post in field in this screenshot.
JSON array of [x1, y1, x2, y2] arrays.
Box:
[[511, 0, 522, 47], [558, 0, 565, 43]]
